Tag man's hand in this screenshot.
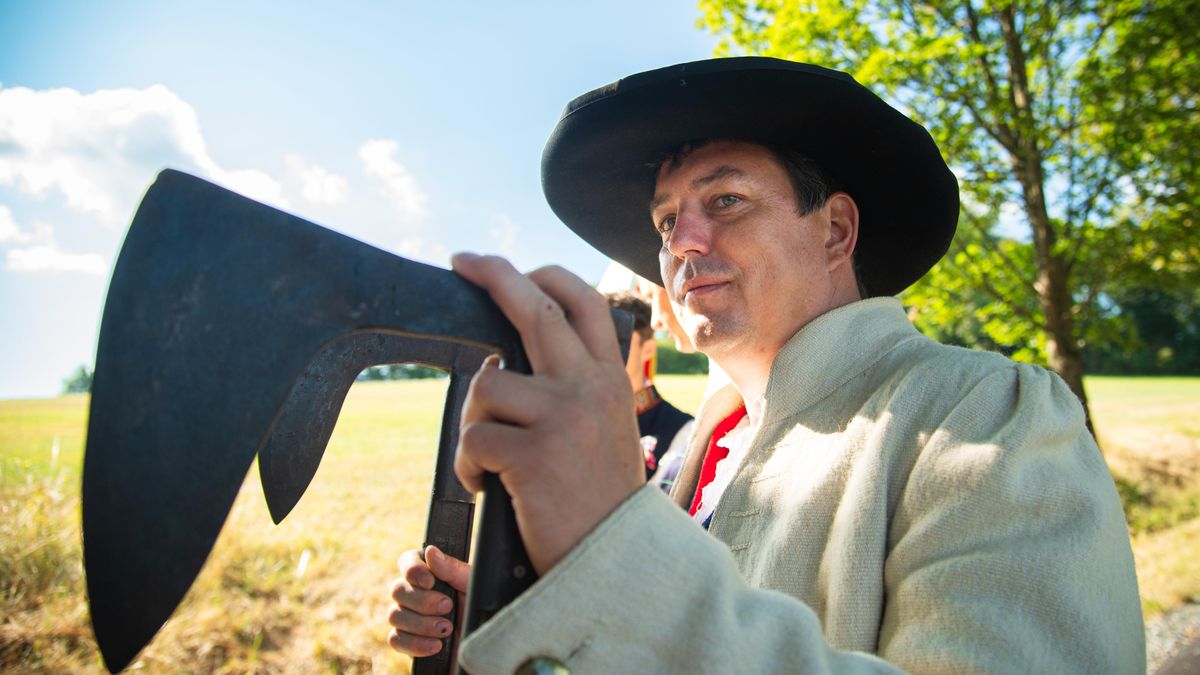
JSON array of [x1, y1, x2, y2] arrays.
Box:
[[387, 545, 471, 657], [451, 253, 645, 575]]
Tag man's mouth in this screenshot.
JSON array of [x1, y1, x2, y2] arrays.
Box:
[[680, 278, 728, 303]]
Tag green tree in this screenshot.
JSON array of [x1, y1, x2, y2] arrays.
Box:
[[357, 366, 386, 381], [655, 338, 711, 375], [1082, 285, 1200, 374], [699, 0, 1199, 430], [390, 364, 446, 380], [355, 364, 447, 381], [62, 365, 93, 394]]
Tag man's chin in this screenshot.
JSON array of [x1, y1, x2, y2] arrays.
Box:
[[687, 318, 724, 351], [688, 312, 752, 352]]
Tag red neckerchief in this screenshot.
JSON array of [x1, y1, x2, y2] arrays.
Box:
[[688, 404, 748, 517]]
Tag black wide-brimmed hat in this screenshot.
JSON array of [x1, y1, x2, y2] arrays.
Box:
[[541, 57, 959, 297]]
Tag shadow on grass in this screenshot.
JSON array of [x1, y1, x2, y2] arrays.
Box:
[[1115, 475, 1200, 536]]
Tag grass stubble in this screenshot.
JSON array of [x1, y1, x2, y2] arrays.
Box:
[[1088, 377, 1200, 616], [2, 381, 448, 673], [2, 376, 1198, 672]]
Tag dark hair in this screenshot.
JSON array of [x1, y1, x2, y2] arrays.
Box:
[[759, 143, 843, 216], [604, 291, 653, 340]]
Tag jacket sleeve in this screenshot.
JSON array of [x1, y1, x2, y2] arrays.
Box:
[[878, 363, 1144, 673], [458, 483, 905, 674]]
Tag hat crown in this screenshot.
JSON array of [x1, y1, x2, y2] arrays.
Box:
[[563, 57, 864, 118]]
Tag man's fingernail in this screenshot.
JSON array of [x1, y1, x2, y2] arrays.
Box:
[[451, 252, 479, 265], [437, 620, 453, 636], [438, 597, 453, 613]]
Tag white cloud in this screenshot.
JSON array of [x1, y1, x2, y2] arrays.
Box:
[[0, 210, 105, 275], [0, 84, 286, 225], [395, 236, 450, 266], [488, 214, 519, 254], [7, 244, 106, 275], [0, 204, 26, 243], [285, 154, 349, 205], [215, 168, 287, 208], [359, 139, 427, 219]]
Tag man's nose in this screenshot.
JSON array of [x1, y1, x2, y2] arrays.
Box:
[[663, 203, 712, 259]]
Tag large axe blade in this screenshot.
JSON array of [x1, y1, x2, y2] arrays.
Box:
[[82, 169, 630, 672]]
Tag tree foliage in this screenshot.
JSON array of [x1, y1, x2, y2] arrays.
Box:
[[356, 364, 446, 381], [698, 0, 1200, 426], [62, 365, 93, 394], [655, 339, 711, 375]]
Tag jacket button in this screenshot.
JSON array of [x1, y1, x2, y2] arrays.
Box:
[[515, 656, 570, 675]]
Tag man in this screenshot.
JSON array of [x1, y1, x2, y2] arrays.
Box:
[[387, 57, 1143, 672], [604, 290, 694, 493]]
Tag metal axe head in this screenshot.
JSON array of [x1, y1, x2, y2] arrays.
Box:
[[83, 170, 535, 671]]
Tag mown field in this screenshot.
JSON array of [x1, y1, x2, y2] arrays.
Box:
[[2, 375, 1197, 672]]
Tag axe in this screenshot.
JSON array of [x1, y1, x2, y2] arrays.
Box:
[[81, 169, 633, 673]]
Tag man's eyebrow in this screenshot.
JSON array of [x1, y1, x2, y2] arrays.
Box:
[[649, 166, 746, 214], [693, 166, 745, 188]]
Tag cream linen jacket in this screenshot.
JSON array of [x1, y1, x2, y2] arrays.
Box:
[[459, 298, 1144, 674]]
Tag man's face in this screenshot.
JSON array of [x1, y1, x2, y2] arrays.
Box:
[[651, 141, 847, 362]]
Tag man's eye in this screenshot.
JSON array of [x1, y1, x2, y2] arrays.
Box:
[[656, 215, 676, 234], [715, 194, 741, 208]]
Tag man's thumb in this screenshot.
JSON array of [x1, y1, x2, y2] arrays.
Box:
[[425, 545, 471, 593]]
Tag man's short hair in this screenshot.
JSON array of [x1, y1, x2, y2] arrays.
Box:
[[604, 291, 653, 340]]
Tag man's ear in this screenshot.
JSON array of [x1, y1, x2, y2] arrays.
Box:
[[825, 192, 859, 272]]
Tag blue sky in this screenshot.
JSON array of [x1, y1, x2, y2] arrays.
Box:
[[0, 1, 718, 398]]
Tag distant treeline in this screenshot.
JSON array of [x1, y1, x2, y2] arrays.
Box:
[[352, 340, 711, 381], [918, 286, 1200, 377], [1083, 288, 1200, 375], [356, 364, 447, 381], [655, 338, 709, 375], [62, 365, 93, 393]]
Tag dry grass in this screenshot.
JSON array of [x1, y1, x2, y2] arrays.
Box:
[[1088, 377, 1200, 617], [1090, 377, 1200, 488], [1133, 518, 1200, 616], [1, 375, 1197, 671], [1, 381, 450, 673]]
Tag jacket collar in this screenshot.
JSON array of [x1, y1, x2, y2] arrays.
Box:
[[759, 297, 920, 426], [670, 297, 920, 509]]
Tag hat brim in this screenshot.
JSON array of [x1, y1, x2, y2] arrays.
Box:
[[541, 57, 958, 297]]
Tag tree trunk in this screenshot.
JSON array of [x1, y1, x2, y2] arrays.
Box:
[[999, 6, 1096, 437], [1011, 146, 1095, 437]]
